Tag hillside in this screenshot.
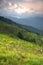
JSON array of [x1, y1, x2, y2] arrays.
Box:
[[0, 16, 43, 65], [7, 15, 43, 31], [1, 16, 43, 35]]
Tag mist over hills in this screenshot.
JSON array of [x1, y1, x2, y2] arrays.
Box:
[[3, 14, 43, 31], [0, 16, 43, 35]]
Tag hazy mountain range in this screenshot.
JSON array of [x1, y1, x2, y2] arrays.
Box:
[[3, 14, 43, 31], [0, 16, 43, 35]]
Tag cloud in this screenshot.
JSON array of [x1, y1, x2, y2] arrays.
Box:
[[0, 0, 43, 17]]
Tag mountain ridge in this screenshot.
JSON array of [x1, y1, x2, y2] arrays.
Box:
[[7, 15, 43, 31], [0, 16, 43, 35]]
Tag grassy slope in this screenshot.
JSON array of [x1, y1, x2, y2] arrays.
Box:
[[0, 21, 43, 65]]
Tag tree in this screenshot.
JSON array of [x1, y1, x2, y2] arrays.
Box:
[[17, 32, 24, 39]]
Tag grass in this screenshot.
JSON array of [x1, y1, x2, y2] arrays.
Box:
[[0, 33, 43, 65], [0, 20, 43, 65]]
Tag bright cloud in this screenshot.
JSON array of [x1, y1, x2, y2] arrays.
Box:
[[0, 0, 43, 17]]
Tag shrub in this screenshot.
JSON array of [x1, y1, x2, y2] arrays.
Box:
[[17, 32, 24, 39]]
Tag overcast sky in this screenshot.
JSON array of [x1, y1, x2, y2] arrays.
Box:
[[0, 0, 43, 18]]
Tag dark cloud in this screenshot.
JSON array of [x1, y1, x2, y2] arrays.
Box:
[[0, 0, 4, 3], [0, 0, 42, 4], [0, 0, 43, 6], [7, 0, 43, 2], [32, 0, 43, 3], [0, 0, 9, 9]]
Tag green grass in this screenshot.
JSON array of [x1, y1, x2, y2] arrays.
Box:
[[0, 21, 43, 65]]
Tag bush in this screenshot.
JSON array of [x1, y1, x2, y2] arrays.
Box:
[[17, 32, 24, 39]]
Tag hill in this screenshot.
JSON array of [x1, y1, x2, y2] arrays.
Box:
[[0, 16, 43, 65], [7, 15, 43, 31], [2, 16, 43, 35]]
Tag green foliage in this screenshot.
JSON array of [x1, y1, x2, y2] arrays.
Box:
[[0, 21, 43, 65], [0, 21, 43, 45], [17, 32, 24, 39]]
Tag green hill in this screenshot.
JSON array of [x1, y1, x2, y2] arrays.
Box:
[[0, 16, 43, 65]]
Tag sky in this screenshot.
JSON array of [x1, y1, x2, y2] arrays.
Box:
[[0, 0, 43, 18]]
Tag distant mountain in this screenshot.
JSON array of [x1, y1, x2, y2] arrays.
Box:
[[0, 16, 17, 25], [6, 15, 43, 31], [21, 25, 43, 35], [0, 16, 43, 35]]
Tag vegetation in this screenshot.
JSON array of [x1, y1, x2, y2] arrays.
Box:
[[0, 18, 43, 65]]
